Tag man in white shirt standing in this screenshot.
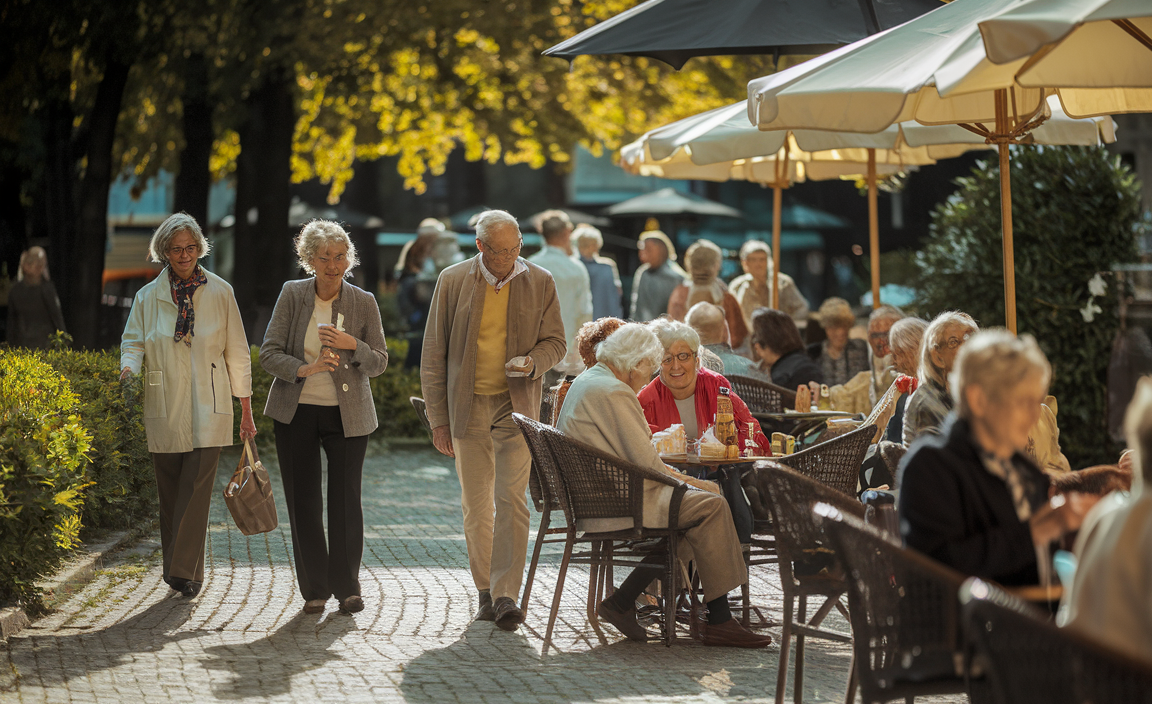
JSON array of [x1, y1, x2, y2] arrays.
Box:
[[528, 211, 593, 385]]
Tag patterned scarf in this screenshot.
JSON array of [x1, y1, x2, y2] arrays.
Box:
[[170, 265, 207, 346]]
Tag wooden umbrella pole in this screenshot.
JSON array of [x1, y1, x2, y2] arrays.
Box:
[[868, 148, 880, 310], [772, 183, 782, 310], [996, 89, 1017, 333]]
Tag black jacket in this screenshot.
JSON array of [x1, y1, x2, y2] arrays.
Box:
[[897, 413, 1051, 586], [770, 349, 824, 390]]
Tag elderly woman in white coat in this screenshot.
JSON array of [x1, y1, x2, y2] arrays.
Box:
[[120, 212, 256, 598], [260, 219, 389, 616], [555, 323, 770, 649]]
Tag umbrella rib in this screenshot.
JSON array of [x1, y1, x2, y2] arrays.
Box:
[[1112, 19, 1152, 54], [957, 122, 993, 140]]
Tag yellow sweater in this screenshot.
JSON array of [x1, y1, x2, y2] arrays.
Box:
[[473, 283, 510, 395]]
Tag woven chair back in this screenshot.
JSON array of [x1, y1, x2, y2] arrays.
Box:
[[960, 578, 1152, 704], [752, 463, 864, 571], [726, 374, 796, 414], [820, 506, 967, 696], [534, 421, 645, 527], [782, 423, 875, 497], [512, 413, 570, 519]]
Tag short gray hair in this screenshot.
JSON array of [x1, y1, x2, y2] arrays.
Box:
[[889, 316, 928, 357], [869, 304, 905, 326], [294, 219, 359, 275], [684, 239, 723, 278], [920, 311, 979, 386], [739, 240, 771, 261], [573, 225, 603, 251], [596, 322, 664, 374], [951, 330, 1050, 419], [149, 212, 211, 265], [474, 209, 519, 244], [649, 318, 701, 362]]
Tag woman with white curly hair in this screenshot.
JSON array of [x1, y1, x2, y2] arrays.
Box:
[[556, 323, 770, 648], [666, 239, 748, 348], [260, 219, 390, 616], [120, 212, 255, 598]]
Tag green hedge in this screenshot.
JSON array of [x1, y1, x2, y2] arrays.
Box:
[[238, 336, 427, 451], [0, 351, 93, 611]]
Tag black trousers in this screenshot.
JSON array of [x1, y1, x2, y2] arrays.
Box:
[[274, 404, 369, 601]]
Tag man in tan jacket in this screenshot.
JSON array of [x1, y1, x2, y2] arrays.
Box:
[[421, 209, 566, 631]]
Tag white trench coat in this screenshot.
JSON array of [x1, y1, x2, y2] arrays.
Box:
[[121, 268, 253, 454]]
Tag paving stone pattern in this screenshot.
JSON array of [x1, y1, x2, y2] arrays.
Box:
[[2, 442, 967, 703]]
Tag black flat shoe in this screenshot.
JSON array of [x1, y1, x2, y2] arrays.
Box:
[[339, 596, 364, 614], [180, 581, 202, 598]]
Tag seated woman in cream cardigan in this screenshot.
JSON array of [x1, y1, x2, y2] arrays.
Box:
[[555, 323, 771, 649]]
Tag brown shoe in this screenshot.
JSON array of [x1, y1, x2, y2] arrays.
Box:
[[493, 596, 524, 631], [701, 618, 773, 648], [338, 596, 364, 614], [303, 599, 327, 614], [597, 600, 648, 642], [474, 591, 495, 621]]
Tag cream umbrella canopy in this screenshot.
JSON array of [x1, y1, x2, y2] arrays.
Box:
[[747, 0, 1132, 331]]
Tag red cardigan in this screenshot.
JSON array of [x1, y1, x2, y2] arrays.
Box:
[[639, 367, 772, 455]]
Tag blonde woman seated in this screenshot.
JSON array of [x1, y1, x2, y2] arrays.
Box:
[[556, 323, 771, 648]]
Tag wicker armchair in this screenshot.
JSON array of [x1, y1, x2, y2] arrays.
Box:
[[960, 577, 1152, 704], [512, 413, 698, 648], [409, 396, 433, 437], [727, 374, 797, 414], [746, 462, 866, 704], [817, 504, 970, 704], [781, 423, 875, 497]]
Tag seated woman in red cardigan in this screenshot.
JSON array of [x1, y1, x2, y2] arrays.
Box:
[[639, 319, 771, 453]]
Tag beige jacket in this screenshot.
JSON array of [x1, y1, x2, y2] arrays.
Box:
[[121, 268, 252, 453], [420, 256, 566, 438]]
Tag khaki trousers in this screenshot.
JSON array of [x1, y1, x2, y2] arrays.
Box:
[[454, 392, 531, 600], [660, 490, 748, 603], [152, 447, 223, 583]]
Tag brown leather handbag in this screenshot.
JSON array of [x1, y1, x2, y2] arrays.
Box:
[[223, 439, 279, 535]]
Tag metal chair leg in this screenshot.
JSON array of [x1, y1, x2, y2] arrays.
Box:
[[796, 594, 808, 704], [586, 540, 606, 643], [776, 589, 794, 704], [520, 511, 551, 613], [544, 538, 575, 652]]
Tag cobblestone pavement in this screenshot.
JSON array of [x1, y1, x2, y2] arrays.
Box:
[[2, 441, 967, 703]]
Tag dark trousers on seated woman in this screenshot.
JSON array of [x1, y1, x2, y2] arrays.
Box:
[[274, 404, 369, 601], [153, 447, 223, 584]]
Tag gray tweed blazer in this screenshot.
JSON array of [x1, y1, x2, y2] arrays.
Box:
[[259, 278, 389, 437]]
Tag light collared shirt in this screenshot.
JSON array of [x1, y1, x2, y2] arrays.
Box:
[[477, 253, 527, 292], [528, 244, 592, 373]]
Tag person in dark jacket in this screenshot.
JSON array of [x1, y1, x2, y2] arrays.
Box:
[[749, 307, 824, 391], [898, 331, 1095, 586]]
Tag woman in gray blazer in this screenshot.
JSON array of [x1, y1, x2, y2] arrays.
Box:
[[259, 219, 389, 616]]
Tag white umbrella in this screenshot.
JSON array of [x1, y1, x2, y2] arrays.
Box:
[[747, 0, 1125, 331], [978, 0, 1152, 117], [621, 101, 967, 309]]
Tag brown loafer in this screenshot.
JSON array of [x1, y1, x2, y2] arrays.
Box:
[[303, 599, 327, 614], [597, 600, 648, 642], [338, 596, 364, 614], [493, 596, 524, 631], [701, 618, 773, 648], [475, 591, 495, 621]]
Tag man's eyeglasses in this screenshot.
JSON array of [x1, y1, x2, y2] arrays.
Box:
[[661, 351, 697, 367], [867, 332, 890, 342], [482, 239, 523, 259], [936, 333, 971, 350], [168, 244, 200, 257]]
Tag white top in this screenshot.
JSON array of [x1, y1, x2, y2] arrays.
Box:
[[674, 395, 699, 440], [298, 295, 339, 406], [527, 244, 592, 374]]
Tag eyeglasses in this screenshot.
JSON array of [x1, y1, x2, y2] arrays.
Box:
[[482, 239, 523, 259], [867, 332, 890, 342], [168, 244, 200, 257], [936, 333, 971, 350], [661, 351, 697, 367]]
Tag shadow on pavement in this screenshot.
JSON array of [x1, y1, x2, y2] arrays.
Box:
[[199, 610, 355, 700], [398, 620, 790, 703], [8, 596, 201, 688]]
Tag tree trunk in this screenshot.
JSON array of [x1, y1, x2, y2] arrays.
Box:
[[232, 71, 295, 344], [70, 57, 131, 349], [173, 53, 212, 229], [41, 94, 77, 305]]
